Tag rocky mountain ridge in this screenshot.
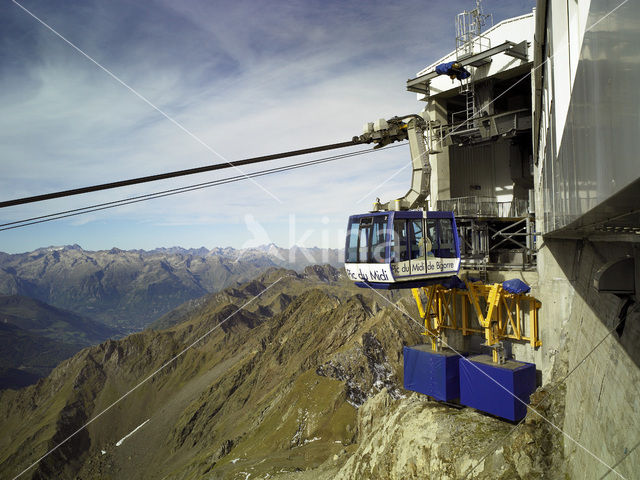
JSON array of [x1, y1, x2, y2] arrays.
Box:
[[0, 267, 565, 479]]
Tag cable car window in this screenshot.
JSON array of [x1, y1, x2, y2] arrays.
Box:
[[346, 220, 359, 263], [391, 219, 408, 262], [437, 218, 456, 258], [358, 220, 371, 263], [370, 216, 388, 263], [426, 219, 437, 256], [408, 219, 424, 260]]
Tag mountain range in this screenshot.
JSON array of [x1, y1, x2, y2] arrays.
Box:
[[0, 244, 343, 332]]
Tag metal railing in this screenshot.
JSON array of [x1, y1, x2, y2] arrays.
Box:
[[437, 196, 529, 218], [455, 33, 491, 60]]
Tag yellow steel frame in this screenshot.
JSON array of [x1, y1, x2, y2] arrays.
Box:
[[411, 280, 542, 355]]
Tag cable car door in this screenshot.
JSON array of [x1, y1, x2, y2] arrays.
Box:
[[390, 218, 410, 279], [408, 218, 428, 276]]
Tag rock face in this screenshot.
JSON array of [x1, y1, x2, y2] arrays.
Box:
[[0, 245, 343, 331], [333, 384, 565, 480], [316, 332, 402, 407], [337, 391, 512, 479]]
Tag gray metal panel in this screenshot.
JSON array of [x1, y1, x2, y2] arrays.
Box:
[[449, 141, 512, 198], [542, 0, 640, 235]]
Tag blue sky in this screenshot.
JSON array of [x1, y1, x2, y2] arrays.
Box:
[[0, 0, 535, 253]]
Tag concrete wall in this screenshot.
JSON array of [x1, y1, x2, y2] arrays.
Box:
[[427, 99, 451, 207], [542, 239, 640, 479], [533, 1, 640, 476]]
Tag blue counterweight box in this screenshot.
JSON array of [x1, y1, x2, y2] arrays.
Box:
[[459, 354, 536, 422], [403, 345, 462, 401]]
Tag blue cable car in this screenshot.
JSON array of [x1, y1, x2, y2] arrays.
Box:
[[344, 210, 461, 289]]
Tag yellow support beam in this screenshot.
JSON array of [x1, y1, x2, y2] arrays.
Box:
[[461, 295, 468, 335], [412, 287, 438, 350], [412, 288, 425, 318], [410, 280, 542, 361]]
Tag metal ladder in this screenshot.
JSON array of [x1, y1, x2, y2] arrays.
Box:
[[461, 78, 475, 129]]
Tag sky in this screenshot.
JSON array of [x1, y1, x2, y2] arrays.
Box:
[[0, 0, 535, 253]]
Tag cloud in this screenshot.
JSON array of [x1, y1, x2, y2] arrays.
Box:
[[0, 0, 535, 252]]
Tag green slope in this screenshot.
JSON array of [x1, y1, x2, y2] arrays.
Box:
[[0, 294, 122, 346], [0, 323, 78, 389], [0, 266, 417, 479], [0, 295, 122, 390]]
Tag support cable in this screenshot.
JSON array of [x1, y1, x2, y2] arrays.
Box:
[[0, 144, 404, 231], [0, 139, 364, 209]]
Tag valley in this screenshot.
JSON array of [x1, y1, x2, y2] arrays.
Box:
[[0, 245, 341, 390], [0, 294, 122, 389]]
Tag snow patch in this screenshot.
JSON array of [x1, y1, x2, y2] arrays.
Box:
[[115, 419, 150, 447], [290, 409, 309, 446]]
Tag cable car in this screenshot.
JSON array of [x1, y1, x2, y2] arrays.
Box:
[[344, 210, 460, 289], [344, 114, 461, 289]]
